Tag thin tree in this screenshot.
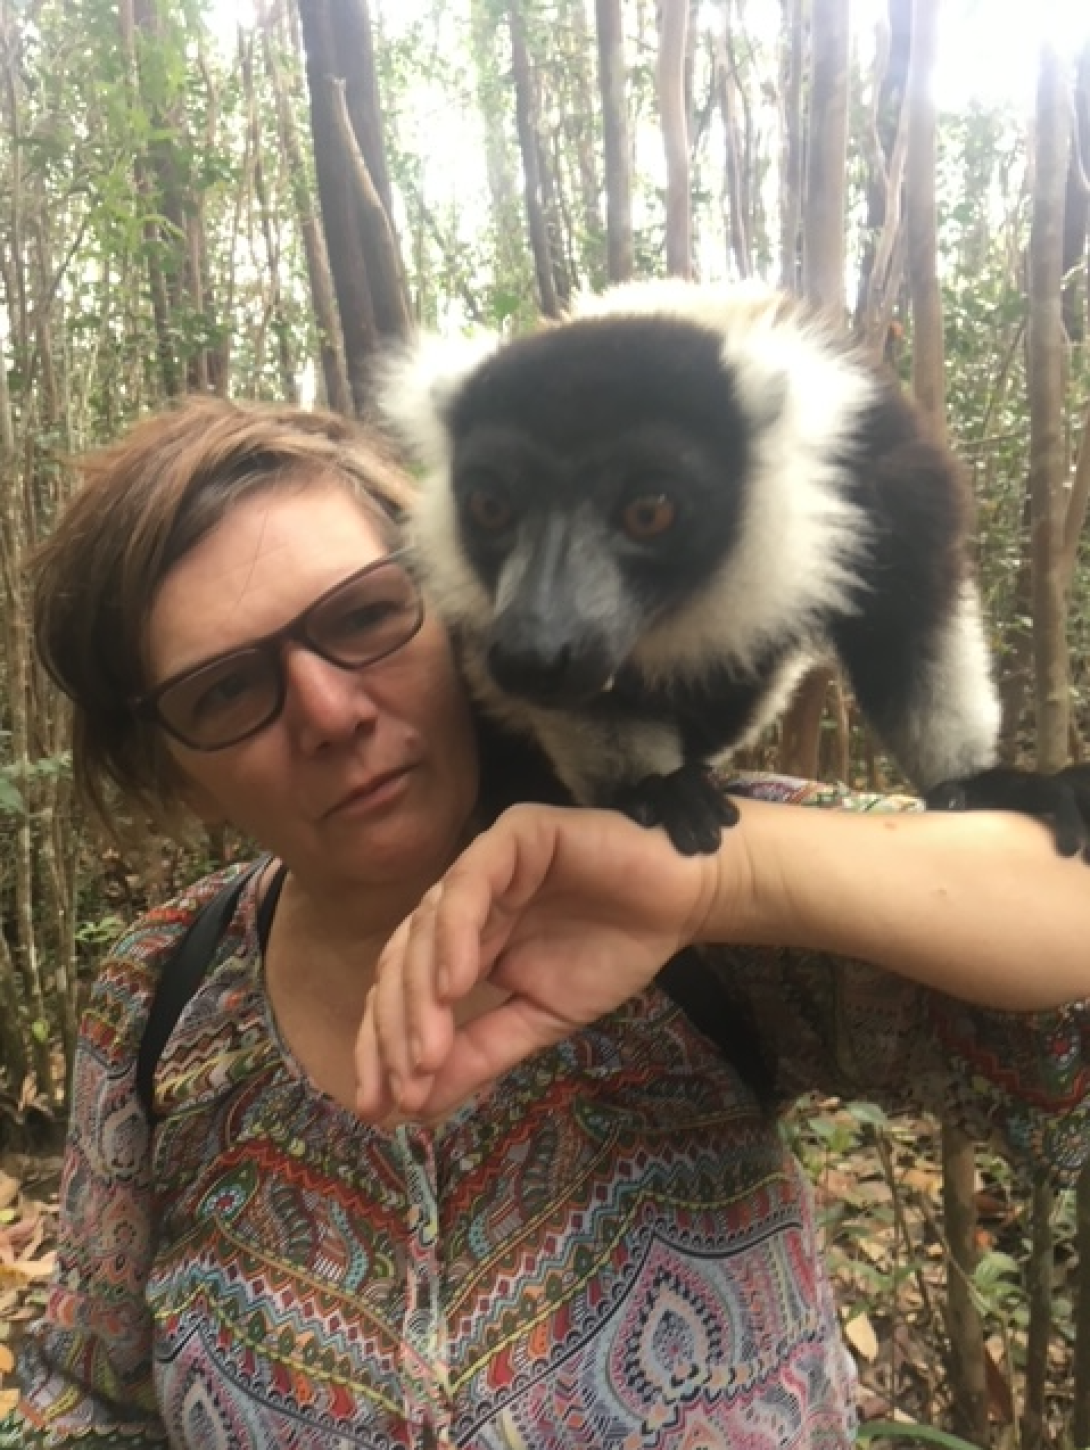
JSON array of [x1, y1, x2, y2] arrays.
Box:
[[1021, 42, 1073, 1450], [856, 0, 911, 353], [656, 0, 692, 278], [558, 0, 605, 273], [780, 0, 851, 777], [713, 10, 752, 279], [1027, 43, 1074, 778], [801, 0, 849, 313], [507, 0, 565, 317], [595, 0, 635, 283], [777, 0, 804, 293], [262, 11, 352, 413], [1061, 41, 1090, 343], [1079, 1121, 1090, 1443], [295, 0, 409, 416]]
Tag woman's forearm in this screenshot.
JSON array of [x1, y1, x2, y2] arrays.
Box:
[[703, 799, 1090, 1011]]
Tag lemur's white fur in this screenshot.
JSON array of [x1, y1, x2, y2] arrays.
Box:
[[377, 279, 999, 794], [880, 585, 1000, 787]]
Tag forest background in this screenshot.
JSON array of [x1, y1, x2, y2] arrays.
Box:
[[0, 0, 1089, 1444]]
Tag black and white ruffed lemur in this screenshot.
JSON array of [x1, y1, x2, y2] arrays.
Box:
[[378, 278, 1089, 857]]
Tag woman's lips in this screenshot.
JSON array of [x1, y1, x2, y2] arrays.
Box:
[[325, 765, 414, 819]]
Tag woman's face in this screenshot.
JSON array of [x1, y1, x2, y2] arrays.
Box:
[[145, 480, 480, 897]]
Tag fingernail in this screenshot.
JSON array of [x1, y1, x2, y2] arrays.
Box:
[[410, 1035, 424, 1072]]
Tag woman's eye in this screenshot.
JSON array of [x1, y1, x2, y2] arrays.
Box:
[[194, 667, 256, 713], [328, 599, 401, 641], [191, 666, 261, 720], [619, 493, 677, 540]]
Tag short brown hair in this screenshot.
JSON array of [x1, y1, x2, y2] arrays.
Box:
[[33, 395, 417, 833]]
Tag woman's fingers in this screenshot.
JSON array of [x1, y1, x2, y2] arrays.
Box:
[[357, 873, 495, 1117], [398, 993, 574, 1119]]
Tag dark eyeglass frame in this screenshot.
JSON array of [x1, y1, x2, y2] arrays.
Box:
[[132, 549, 425, 751]]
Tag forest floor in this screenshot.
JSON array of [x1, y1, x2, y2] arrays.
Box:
[[0, 1099, 1076, 1443]]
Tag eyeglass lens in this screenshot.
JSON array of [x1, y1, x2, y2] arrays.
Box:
[[155, 561, 422, 749]]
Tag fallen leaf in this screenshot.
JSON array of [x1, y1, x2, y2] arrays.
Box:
[[0, 1174, 20, 1214], [844, 1312, 879, 1362], [0, 1253, 55, 1286]]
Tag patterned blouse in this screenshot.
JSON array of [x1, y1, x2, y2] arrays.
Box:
[[9, 777, 1090, 1449]]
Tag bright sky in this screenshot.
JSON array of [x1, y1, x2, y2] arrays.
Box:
[[212, 0, 1090, 112], [903, 0, 1089, 108]]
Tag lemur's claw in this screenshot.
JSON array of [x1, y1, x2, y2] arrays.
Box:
[[613, 763, 739, 856]]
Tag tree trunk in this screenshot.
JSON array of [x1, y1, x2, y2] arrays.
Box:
[[595, 0, 634, 283], [802, 0, 850, 313], [118, 0, 181, 398], [246, 39, 299, 404], [295, 0, 409, 416], [507, 0, 563, 317], [781, 0, 851, 775], [327, 78, 411, 343], [1076, 1160, 1090, 1447], [902, 4, 989, 1435], [264, 13, 351, 414], [713, 17, 751, 278], [656, 0, 692, 278], [1061, 41, 1090, 343], [941, 1126, 989, 1443], [856, 0, 911, 353], [1062, 399, 1090, 590], [778, 0, 804, 293], [470, 0, 530, 317], [559, 0, 604, 266], [1027, 41, 1073, 775], [327, 0, 395, 222], [1021, 1174, 1055, 1450], [905, 0, 944, 427]]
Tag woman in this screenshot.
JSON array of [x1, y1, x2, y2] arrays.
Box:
[[9, 395, 1089, 1448]]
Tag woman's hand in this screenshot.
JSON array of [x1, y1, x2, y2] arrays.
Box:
[[355, 803, 724, 1123]]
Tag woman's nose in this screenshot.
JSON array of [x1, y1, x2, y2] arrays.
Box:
[[282, 642, 380, 745]]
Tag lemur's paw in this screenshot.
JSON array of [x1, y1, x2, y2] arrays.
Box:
[[925, 764, 1090, 861], [613, 762, 739, 855]]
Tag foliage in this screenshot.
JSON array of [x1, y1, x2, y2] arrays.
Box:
[[787, 1099, 1080, 1436]]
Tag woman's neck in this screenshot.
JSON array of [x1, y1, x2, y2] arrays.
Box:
[[259, 869, 411, 1110], [285, 857, 436, 941], [261, 854, 510, 1117]]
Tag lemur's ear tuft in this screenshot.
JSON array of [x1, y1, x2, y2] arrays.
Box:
[[374, 333, 502, 469]]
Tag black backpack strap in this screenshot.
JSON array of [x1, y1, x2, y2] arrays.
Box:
[[135, 858, 269, 1124]]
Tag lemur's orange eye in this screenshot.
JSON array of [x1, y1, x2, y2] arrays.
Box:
[[466, 489, 513, 533], [620, 494, 676, 540]]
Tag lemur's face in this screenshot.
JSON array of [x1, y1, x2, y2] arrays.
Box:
[[443, 318, 751, 707]]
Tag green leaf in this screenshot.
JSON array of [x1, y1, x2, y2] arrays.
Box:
[[857, 1422, 993, 1450], [0, 777, 25, 816]]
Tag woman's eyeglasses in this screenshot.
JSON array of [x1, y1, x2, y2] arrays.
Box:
[[133, 551, 426, 751]]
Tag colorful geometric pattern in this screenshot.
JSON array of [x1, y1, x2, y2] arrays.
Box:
[[10, 774, 1090, 1447]]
